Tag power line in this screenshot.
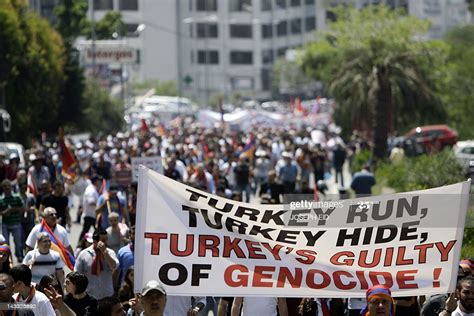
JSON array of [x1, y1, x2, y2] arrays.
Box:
[[137, 19, 191, 39]]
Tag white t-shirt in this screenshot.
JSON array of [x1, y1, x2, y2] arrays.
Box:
[[164, 296, 206, 316], [348, 298, 367, 309], [241, 297, 278, 316], [82, 183, 99, 218], [453, 307, 474, 315], [26, 224, 70, 249], [23, 249, 64, 284], [14, 289, 56, 316]]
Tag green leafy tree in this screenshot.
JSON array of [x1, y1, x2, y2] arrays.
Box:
[[375, 149, 464, 192], [0, 0, 24, 86], [131, 80, 178, 96], [55, 0, 89, 44], [467, 0, 474, 14], [82, 80, 124, 134], [55, 0, 89, 130], [95, 11, 124, 39], [443, 25, 474, 139], [1, 0, 65, 144], [299, 5, 448, 159], [272, 57, 317, 97], [154, 81, 178, 96]]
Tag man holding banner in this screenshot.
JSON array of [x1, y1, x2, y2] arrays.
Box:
[[440, 276, 474, 316]]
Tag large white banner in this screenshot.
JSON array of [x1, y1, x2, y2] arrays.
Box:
[[131, 157, 163, 181], [135, 167, 470, 297]]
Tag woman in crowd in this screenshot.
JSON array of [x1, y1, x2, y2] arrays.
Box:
[[0, 244, 12, 274], [118, 266, 135, 311], [36, 274, 63, 295], [63, 271, 99, 316]]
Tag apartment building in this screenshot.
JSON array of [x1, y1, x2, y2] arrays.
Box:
[[29, 0, 471, 105]]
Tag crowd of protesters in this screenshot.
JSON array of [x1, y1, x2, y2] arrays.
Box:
[[0, 117, 466, 315]]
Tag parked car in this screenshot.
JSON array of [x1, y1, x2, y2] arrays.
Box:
[[387, 136, 425, 157], [454, 140, 474, 171], [405, 124, 458, 152]]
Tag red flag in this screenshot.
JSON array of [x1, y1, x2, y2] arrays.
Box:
[[157, 123, 167, 137], [140, 118, 150, 133], [295, 97, 304, 113], [58, 128, 77, 179]]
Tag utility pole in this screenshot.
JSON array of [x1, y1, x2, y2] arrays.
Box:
[[91, 0, 96, 76], [176, 0, 183, 98]]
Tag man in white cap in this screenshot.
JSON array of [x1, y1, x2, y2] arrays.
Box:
[[129, 280, 167, 316]]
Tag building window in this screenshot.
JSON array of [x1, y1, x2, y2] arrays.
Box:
[[261, 24, 273, 38], [229, 0, 252, 12], [231, 77, 254, 89], [277, 47, 287, 57], [261, 0, 272, 11], [291, 18, 301, 34], [196, 0, 217, 11], [305, 0, 314, 5], [196, 23, 218, 38], [124, 23, 139, 37], [189, 23, 194, 38], [230, 24, 252, 38], [276, 20, 287, 36], [305, 16, 316, 31], [93, 0, 113, 10], [325, 10, 336, 22], [191, 51, 194, 64], [291, 0, 301, 6], [261, 68, 271, 91], [189, 0, 193, 11], [119, 0, 138, 10], [198, 50, 219, 64], [275, 0, 286, 9], [230, 51, 253, 65], [262, 49, 274, 64]]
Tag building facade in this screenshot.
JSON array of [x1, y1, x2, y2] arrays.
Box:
[[29, 0, 471, 106]]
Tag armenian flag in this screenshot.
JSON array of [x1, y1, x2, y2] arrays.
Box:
[[241, 133, 256, 160], [58, 127, 77, 180], [39, 220, 75, 270]]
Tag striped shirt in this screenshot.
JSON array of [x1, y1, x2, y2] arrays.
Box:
[[23, 249, 64, 284], [113, 163, 133, 190], [0, 194, 24, 225]]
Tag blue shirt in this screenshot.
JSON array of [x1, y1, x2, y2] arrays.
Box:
[[278, 163, 298, 182], [350, 170, 376, 195], [118, 244, 134, 284], [96, 194, 126, 229]]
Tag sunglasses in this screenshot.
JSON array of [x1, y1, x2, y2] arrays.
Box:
[[47, 213, 57, 217], [0, 284, 8, 290]]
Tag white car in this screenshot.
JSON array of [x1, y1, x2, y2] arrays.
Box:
[[453, 140, 474, 171]]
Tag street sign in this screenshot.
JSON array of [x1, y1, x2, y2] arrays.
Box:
[[76, 40, 138, 64], [183, 75, 193, 87]]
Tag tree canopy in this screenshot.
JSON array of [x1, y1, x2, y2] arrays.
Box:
[[1, 0, 65, 143], [442, 24, 474, 139], [299, 5, 448, 158]]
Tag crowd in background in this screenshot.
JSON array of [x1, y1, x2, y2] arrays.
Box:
[[0, 117, 465, 316]]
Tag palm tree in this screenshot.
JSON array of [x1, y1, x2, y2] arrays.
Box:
[[300, 5, 447, 159]]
